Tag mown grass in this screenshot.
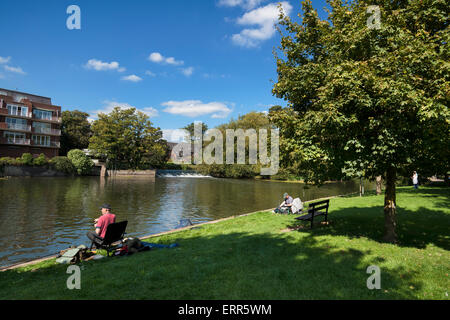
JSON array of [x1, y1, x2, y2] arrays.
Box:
[[0, 187, 449, 300]]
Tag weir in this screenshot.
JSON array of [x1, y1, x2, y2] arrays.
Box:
[[156, 170, 211, 178]]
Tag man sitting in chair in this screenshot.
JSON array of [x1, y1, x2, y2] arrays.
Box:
[[274, 193, 294, 214], [87, 204, 116, 248], [274, 193, 303, 214]]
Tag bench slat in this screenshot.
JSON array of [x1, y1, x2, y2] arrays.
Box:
[[294, 199, 329, 227]]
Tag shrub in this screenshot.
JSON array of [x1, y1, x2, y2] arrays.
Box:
[[196, 164, 227, 178], [67, 149, 94, 175], [20, 153, 34, 166], [50, 156, 75, 174], [0, 157, 16, 166], [225, 164, 258, 179], [270, 168, 291, 181], [33, 154, 48, 166]]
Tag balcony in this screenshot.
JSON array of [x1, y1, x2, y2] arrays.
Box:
[[0, 108, 32, 118], [32, 115, 62, 123], [0, 137, 31, 146], [32, 141, 60, 148], [32, 127, 61, 136], [0, 122, 31, 132]]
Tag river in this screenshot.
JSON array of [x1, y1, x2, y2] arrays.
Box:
[[0, 175, 375, 267]]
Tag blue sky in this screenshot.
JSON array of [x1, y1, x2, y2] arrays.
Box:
[[0, 0, 328, 142]]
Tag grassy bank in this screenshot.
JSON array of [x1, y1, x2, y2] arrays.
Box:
[[0, 187, 449, 300]]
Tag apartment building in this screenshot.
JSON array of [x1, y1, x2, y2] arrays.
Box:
[[0, 88, 61, 158]]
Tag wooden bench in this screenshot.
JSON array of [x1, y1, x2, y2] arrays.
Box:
[[295, 199, 330, 229]]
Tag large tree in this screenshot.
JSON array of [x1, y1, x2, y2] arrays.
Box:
[[89, 107, 168, 170], [60, 110, 92, 156], [272, 0, 449, 243]]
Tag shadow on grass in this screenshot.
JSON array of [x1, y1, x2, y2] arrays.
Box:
[[288, 188, 450, 250], [0, 228, 421, 300]]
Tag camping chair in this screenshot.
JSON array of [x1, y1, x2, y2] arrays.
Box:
[[89, 221, 128, 257]]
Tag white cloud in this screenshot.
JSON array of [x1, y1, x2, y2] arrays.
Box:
[[4, 65, 26, 75], [218, 0, 265, 10], [90, 100, 159, 120], [181, 67, 194, 77], [145, 70, 156, 77], [148, 52, 184, 66], [140, 107, 159, 118], [231, 2, 292, 48], [84, 59, 125, 72], [162, 100, 232, 118], [0, 56, 11, 64], [202, 73, 230, 79], [162, 129, 189, 143], [148, 52, 164, 63], [121, 74, 143, 82]]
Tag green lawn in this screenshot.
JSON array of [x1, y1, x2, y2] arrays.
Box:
[[1, 187, 449, 300]]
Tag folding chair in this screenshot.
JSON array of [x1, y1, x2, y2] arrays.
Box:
[[89, 221, 128, 257]]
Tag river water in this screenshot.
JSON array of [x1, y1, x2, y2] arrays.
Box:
[[0, 176, 375, 267]]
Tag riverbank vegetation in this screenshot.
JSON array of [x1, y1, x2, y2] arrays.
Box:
[[0, 149, 94, 176], [1, 187, 448, 299]]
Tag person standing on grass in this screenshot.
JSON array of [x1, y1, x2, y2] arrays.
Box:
[[87, 204, 116, 247], [412, 171, 419, 189]]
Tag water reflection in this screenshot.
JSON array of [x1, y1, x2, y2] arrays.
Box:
[[0, 176, 374, 267]]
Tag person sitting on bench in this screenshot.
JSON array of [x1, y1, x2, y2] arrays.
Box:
[[274, 193, 294, 214], [87, 204, 116, 248]]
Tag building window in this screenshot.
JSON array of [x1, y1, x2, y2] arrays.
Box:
[[33, 109, 52, 120], [6, 117, 28, 130], [7, 104, 28, 117], [33, 121, 51, 134], [32, 135, 50, 146], [3, 131, 26, 143]]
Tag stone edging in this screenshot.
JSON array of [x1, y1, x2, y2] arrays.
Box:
[[0, 194, 346, 271]]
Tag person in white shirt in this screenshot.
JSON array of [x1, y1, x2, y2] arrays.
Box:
[[412, 171, 419, 189]]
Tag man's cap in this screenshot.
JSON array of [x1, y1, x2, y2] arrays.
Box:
[[100, 204, 112, 210], [283, 193, 288, 198]]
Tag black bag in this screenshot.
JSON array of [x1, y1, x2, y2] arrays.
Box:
[[123, 238, 150, 255]]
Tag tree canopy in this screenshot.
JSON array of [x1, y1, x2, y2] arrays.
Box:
[[272, 0, 449, 242], [89, 107, 168, 170], [60, 110, 92, 156]]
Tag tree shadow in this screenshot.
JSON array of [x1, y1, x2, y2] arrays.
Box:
[[0, 229, 421, 300], [287, 189, 450, 250]]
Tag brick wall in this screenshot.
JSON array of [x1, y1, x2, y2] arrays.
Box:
[[0, 145, 58, 158]]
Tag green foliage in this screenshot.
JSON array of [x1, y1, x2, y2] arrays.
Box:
[[89, 107, 168, 170], [196, 164, 258, 178], [0, 157, 19, 166], [32, 154, 48, 166], [20, 153, 34, 166], [60, 110, 92, 156], [49, 156, 75, 174], [67, 149, 94, 175], [272, 0, 449, 183], [225, 164, 258, 179], [196, 163, 227, 177], [183, 122, 208, 141], [191, 111, 272, 178]]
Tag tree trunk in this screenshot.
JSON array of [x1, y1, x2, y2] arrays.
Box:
[[376, 176, 382, 195], [359, 177, 365, 196], [383, 167, 397, 244]]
